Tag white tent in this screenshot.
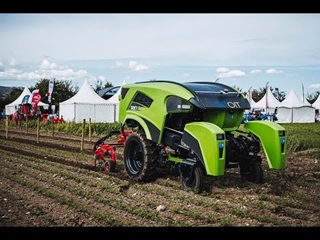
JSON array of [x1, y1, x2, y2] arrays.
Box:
[[105, 80, 126, 122], [105, 80, 125, 104], [277, 89, 315, 123], [59, 80, 117, 123], [312, 95, 320, 122], [312, 95, 320, 110], [251, 86, 281, 114], [5, 87, 49, 115]]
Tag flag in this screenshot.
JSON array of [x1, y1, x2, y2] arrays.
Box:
[[246, 87, 254, 112], [21, 94, 30, 104], [266, 82, 270, 109], [275, 87, 280, 101], [47, 79, 55, 103], [302, 83, 305, 103], [31, 89, 41, 114], [247, 87, 252, 102]]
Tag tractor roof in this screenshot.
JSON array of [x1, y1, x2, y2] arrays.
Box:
[[127, 80, 251, 110]]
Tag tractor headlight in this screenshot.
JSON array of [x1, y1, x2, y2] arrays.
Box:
[[216, 134, 225, 140], [278, 131, 285, 137], [178, 104, 191, 110]]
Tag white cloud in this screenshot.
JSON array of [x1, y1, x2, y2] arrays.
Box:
[[7, 68, 21, 74], [182, 73, 190, 78], [266, 68, 283, 74], [0, 59, 95, 84], [113, 61, 124, 68], [1, 14, 320, 67], [97, 76, 106, 82], [128, 60, 149, 71], [309, 83, 320, 89], [216, 67, 230, 73], [216, 67, 246, 78], [40, 59, 58, 69], [250, 69, 261, 74], [9, 59, 18, 66]]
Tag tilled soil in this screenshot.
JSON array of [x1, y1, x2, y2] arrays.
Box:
[[0, 127, 319, 227]]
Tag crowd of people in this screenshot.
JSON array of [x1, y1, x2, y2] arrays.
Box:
[[242, 108, 278, 123]]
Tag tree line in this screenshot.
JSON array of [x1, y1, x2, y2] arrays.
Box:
[[0, 78, 113, 112], [1, 78, 319, 113]]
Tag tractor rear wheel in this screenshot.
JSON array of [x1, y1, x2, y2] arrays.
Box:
[[123, 131, 158, 182], [181, 164, 205, 193], [240, 160, 264, 184]]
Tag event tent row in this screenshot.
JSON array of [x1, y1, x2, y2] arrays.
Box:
[[4, 80, 123, 123], [5, 82, 319, 124], [247, 86, 316, 123]]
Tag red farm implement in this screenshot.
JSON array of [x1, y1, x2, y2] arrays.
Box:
[[93, 130, 132, 172]]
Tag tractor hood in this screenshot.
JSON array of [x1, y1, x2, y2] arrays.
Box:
[[182, 82, 251, 110]]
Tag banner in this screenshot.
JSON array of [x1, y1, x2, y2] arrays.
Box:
[[302, 83, 305, 103], [265, 82, 269, 109], [21, 94, 30, 104], [31, 89, 42, 114], [51, 105, 56, 114], [275, 87, 280, 101], [47, 79, 55, 103], [247, 87, 252, 102]]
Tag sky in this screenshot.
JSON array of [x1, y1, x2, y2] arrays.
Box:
[[0, 13, 320, 100]]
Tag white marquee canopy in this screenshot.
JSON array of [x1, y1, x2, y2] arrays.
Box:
[[59, 80, 117, 123]]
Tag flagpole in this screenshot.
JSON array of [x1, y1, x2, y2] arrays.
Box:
[[248, 87, 253, 111], [266, 82, 269, 111], [302, 83, 305, 103]]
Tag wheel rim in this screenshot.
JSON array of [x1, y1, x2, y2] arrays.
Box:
[[181, 165, 203, 192], [105, 162, 110, 172], [105, 160, 116, 172], [182, 176, 196, 188], [125, 140, 143, 175]]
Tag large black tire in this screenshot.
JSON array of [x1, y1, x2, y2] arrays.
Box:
[[123, 131, 158, 182], [240, 160, 264, 184], [181, 164, 205, 193]]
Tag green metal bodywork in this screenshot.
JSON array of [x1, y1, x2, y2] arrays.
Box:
[[118, 81, 196, 141], [182, 122, 226, 176], [118, 80, 287, 176], [244, 121, 286, 169]]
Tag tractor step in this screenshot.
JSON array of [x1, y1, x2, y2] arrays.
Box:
[[225, 163, 239, 168]]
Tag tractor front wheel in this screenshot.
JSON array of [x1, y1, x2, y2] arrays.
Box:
[[180, 164, 205, 193]]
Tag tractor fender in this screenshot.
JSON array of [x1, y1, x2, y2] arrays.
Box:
[[244, 121, 286, 169], [182, 122, 226, 176], [122, 114, 153, 140]]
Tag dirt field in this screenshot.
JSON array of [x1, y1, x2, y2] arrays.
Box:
[[0, 127, 319, 227]]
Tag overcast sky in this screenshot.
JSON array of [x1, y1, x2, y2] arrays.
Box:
[[0, 13, 320, 99]]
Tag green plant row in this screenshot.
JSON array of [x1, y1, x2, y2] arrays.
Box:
[[1, 120, 320, 154], [1, 119, 121, 136]]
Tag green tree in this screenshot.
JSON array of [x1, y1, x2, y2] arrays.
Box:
[[307, 91, 320, 104], [232, 85, 244, 93], [250, 86, 286, 102], [93, 80, 113, 93], [0, 87, 24, 111], [29, 78, 79, 107]]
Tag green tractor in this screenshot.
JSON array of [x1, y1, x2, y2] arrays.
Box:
[[118, 80, 287, 192]]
